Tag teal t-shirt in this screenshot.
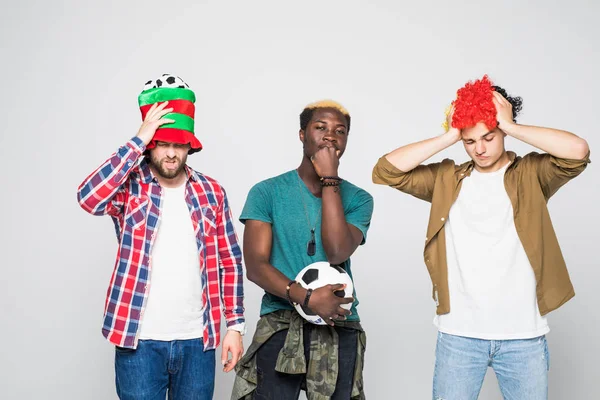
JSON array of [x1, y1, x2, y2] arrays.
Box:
[[240, 170, 374, 321]]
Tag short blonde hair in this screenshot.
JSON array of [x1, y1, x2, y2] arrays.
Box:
[[304, 99, 349, 116], [300, 99, 351, 132]]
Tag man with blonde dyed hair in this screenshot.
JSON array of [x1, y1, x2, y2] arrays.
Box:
[[232, 100, 374, 400]]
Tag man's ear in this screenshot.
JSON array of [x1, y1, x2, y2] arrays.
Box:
[[299, 129, 305, 142]]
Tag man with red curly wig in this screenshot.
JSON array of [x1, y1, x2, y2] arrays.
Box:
[[372, 75, 590, 399]]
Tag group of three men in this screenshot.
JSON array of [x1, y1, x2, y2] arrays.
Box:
[[77, 74, 590, 399]]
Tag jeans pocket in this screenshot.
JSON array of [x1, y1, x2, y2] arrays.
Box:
[[115, 346, 135, 354], [437, 331, 444, 343], [543, 337, 550, 371], [336, 326, 358, 334]]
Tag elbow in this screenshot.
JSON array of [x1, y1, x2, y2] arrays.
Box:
[[76, 187, 84, 206], [371, 163, 379, 184], [245, 264, 260, 284], [371, 169, 382, 185], [371, 159, 388, 185], [574, 139, 590, 160], [77, 192, 94, 214], [328, 256, 348, 266], [323, 235, 358, 265], [325, 247, 350, 266], [77, 183, 99, 215], [77, 198, 103, 216], [246, 268, 257, 284]]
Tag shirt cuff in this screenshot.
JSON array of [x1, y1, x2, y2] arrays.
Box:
[[227, 323, 246, 336], [128, 136, 147, 154]]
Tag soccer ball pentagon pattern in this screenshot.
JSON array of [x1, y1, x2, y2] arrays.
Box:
[[293, 261, 354, 325], [143, 74, 189, 91]]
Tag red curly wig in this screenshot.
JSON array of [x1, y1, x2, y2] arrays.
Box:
[[452, 75, 497, 130]]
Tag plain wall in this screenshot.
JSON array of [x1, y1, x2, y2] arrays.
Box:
[[1, 0, 598, 398]]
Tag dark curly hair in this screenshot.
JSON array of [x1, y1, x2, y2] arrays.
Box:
[[299, 108, 351, 132], [493, 86, 523, 122]]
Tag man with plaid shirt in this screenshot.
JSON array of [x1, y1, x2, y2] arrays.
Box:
[[77, 75, 245, 400]]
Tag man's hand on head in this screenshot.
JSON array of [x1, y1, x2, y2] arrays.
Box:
[[492, 91, 517, 134], [443, 104, 462, 146], [136, 101, 175, 145]]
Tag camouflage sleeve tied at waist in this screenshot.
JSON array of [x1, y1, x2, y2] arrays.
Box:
[[231, 309, 366, 400]]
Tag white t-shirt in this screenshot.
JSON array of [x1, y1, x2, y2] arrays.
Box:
[[139, 184, 204, 340], [434, 162, 549, 340]]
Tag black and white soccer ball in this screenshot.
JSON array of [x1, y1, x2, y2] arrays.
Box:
[[293, 261, 354, 325], [143, 74, 189, 91]]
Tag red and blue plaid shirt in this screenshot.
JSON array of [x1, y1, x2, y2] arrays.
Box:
[[77, 137, 244, 349]]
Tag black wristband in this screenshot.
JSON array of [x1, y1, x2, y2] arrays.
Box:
[[321, 180, 341, 187], [303, 288, 314, 308], [286, 280, 297, 305]]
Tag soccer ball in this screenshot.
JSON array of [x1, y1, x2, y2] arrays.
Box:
[[143, 74, 189, 91], [293, 261, 354, 325]]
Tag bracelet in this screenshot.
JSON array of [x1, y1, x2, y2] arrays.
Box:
[[321, 180, 341, 187], [320, 176, 342, 182], [286, 280, 298, 305], [303, 288, 314, 308]]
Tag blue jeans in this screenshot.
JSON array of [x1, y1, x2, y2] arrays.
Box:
[[114, 338, 215, 400], [433, 332, 550, 400]]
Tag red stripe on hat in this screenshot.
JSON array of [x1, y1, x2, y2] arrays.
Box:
[[139, 99, 195, 120], [146, 128, 203, 151]]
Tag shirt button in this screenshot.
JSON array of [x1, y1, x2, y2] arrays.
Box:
[[441, 217, 445, 221], [425, 237, 428, 241]]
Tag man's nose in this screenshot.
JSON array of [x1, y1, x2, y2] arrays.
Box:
[[323, 131, 337, 142], [166, 145, 177, 157], [475, 141, 486, 155]]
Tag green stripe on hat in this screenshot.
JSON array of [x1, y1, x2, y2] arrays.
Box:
[[138, 88, 196, 107], [160, 113, 195, 132]]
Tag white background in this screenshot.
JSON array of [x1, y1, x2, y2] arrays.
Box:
[[1, 0, 598, 398]]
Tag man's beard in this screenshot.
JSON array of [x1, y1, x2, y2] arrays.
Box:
[[149, 154, 187, 179]]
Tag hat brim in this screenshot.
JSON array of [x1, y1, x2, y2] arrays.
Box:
[[146, 128, 203, 154]]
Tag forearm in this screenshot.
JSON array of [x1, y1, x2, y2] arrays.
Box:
[[77, 137, 145, 215], [502, 123, 589, 160], [246, 262, 307, 304], [384, 132, 457, 172], [219, 258, 245, 323], [321, 185, 356, 264], [217, 198, 245, 323]]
